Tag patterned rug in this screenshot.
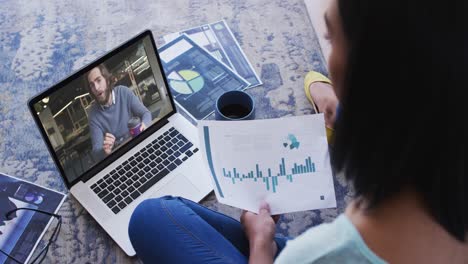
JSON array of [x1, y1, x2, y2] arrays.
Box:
[[0, 0, 351, 262]]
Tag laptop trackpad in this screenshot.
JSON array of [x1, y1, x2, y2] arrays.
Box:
[[151, 174, 200, 198]]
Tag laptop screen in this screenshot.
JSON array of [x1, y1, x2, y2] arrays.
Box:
[[31, 32, 175, 185]]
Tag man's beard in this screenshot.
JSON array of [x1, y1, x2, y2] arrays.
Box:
[[95, 88, 112, 105]]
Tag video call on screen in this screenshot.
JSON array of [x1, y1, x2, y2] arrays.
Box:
[[34, 36, 173, 182]]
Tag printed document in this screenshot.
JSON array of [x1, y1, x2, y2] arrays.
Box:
[[198, 114, 336, 214]]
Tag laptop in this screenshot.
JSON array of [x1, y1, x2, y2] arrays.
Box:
[[28, 30, 213, 256]]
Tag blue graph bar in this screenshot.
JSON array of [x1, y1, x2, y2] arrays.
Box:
[[272, 176, 277, 193], [263, 177, 270, 191], [203, 126, 224, 197], [281, 158, 286, 175]]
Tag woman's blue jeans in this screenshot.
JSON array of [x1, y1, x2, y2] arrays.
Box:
[[128, 196, 287, 264]]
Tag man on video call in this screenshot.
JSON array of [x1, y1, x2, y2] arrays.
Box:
[[86, 64, 151, 159]]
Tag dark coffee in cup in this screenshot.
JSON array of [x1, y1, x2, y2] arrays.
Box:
[[220, 104, 251, 119], [215, 90, 255, 120], [128, 117, 142, 137]]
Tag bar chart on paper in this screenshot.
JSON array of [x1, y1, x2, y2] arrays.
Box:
[[199, 115, 337, 215], [222, 157, 316, 193]]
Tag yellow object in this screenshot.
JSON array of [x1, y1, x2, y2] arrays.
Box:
[[304, 71, 335, 144]]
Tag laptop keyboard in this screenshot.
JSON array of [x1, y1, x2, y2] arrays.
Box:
[[90, 127, 199, 214]]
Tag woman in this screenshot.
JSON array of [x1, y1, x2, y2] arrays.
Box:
[[128, 0, 467, 263]]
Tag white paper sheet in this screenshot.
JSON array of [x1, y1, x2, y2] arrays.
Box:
[[198, 114, 336, 214]]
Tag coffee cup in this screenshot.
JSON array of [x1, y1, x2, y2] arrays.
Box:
[[128, 117, 142, 137], [215, 90, 255, 120]]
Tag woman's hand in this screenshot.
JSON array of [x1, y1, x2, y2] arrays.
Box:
[[241, 202, 278, 264]]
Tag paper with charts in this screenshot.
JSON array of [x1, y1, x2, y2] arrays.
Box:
[[158, 34, 250, 121], [162, 20, 262, 88], [198, 114, 336, 215]]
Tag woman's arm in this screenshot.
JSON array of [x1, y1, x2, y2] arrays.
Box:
[[248, 239, 277, 264], [241, 202, 278, 264]]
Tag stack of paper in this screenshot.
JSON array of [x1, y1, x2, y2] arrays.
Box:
[[158, 21, 262, 122]]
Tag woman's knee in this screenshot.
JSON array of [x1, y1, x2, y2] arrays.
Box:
[[128, 196, 181, 239]]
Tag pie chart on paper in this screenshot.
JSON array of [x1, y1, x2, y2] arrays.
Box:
[[168, 69, 205, 95]]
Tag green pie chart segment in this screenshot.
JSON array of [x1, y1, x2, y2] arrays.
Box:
[[188, 76, 204, 93], [169, 70, 205, 95], [179, 70, 199, 81]]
